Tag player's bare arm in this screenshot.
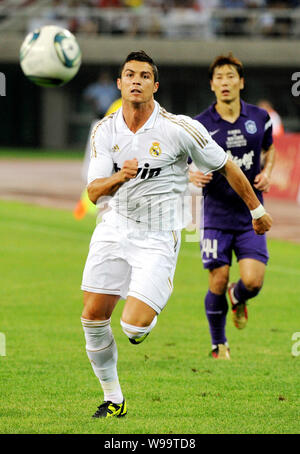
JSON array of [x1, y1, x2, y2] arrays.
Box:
[[254, 144, 276, 193], [219, 158, 272, 235], [188, 169, 213, 188], [87, 158, 138, 204]]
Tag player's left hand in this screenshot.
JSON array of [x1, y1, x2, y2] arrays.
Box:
[[252, 212, 272, 235], [253, 171, 271, 193]]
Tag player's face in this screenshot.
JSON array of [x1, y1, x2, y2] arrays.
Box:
[[210, 64, 244, 103], [117, 60, 159, 104]]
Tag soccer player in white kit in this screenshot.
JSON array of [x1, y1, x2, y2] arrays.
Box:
[[80, 51, 272, 418]]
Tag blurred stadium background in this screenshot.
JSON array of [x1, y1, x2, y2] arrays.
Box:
[[1, 0, 300, 146]]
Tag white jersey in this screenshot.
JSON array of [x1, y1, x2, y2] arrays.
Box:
[[88, 101, 228, 230]]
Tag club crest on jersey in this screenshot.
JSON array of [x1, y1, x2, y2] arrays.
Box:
[[245, 120, 257, 134], [149, 142, 161, 157]]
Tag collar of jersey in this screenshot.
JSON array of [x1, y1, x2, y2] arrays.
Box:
[[209, 99, 248, 122], [115, 100, 160, 134]]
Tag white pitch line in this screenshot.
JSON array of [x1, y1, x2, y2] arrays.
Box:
[[266, 265, 300, 276], [179, 250, 300, 276], [2, 219, 92, 242], [3, 220, 300, 277]]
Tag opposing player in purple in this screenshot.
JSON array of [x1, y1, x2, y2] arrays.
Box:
[[189, 53, 275, 359]]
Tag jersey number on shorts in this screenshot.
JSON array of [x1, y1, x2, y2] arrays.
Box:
[[202, 239, 218, 259]]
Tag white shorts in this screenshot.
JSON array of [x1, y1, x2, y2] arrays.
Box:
[[81, 212, 181, 314]]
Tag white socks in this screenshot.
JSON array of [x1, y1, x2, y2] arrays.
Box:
[[81, 317, 123, 404], [120, 315, 157, 340], [82, 315, 158, 403]]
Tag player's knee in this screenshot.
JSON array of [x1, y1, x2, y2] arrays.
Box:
[[210, 270, 229, 294], [243, 277, 263, 294], [120, 316, 157, 341], [82, 307, 106, 321], [82, 293, 117, 320]]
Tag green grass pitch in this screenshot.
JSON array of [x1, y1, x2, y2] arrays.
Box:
[[0, 200, 299, 434]]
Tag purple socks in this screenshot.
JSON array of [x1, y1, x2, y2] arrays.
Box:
[[233, 279, 261, 303], [205, 280, 262, 346], [205, 290, 228, 346]]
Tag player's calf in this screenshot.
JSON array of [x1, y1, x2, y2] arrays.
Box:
[[228, 283, 248, 330], [81, 317, 124, 406], [228, 278, 263, 329]]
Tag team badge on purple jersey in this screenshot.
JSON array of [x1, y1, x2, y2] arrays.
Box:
[[194, 100, 273, 231], [245, 120, 257, 134]]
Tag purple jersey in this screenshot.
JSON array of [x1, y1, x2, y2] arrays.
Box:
[[194, 100, 273, 231]]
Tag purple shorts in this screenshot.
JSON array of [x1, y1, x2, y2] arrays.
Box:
[[200, 229, 269, 270]]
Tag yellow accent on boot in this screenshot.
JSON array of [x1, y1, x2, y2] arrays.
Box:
[[92, 399, 127, 418], [232, 302, 248, 330], [217, 344, 231, 360]]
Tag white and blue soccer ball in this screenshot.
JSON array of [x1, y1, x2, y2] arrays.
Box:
[[20, 25, 82, 87]]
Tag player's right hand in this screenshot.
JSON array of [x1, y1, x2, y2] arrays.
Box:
[[120, 158, 138, 181], [252, 212, 272, 235], [189, 170, 213, 188]]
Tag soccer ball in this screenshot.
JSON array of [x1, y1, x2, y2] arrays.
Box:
[[20, 25, 81, 87]]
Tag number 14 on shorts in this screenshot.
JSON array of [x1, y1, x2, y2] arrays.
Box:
[[202, 238, 218, 258]]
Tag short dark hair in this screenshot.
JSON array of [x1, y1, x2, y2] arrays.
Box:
[[119, 50, 159, 83], [209, 53, 244, 80]]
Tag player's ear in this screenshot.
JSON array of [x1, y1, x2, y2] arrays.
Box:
[[210, 80, 215, 93], [117, 78, 121, 91], [240, 77, 245, 90], [153, 81, 159, 94]]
